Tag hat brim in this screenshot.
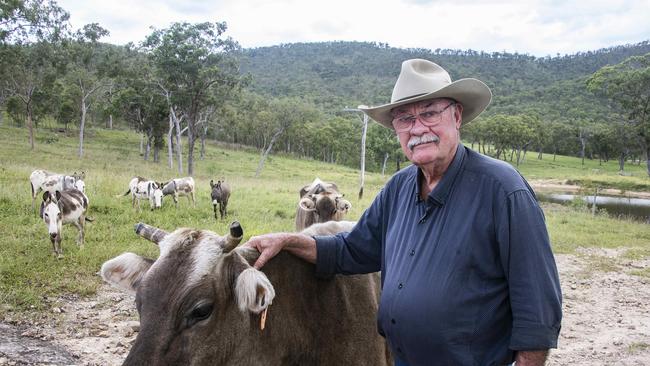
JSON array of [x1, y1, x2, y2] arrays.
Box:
[[360, 78, 492, 129]]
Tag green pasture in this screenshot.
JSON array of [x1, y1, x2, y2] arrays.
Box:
[[0, 125, 649, 318]]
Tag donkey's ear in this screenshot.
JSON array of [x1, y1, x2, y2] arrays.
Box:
[[43, 191, 51, 202], [210, 180, 214, 188], [55, 190, 62, 201], [81, 171, 86, 179]]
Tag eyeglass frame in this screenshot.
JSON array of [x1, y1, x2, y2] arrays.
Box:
[[390, 101, 457, 133]]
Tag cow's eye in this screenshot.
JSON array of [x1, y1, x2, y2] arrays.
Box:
[[186, 302, 214, 328]]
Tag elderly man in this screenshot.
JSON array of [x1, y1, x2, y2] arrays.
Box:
[[246, 59, 562, 366]]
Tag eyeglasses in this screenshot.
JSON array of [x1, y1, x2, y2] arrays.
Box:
[[391, 102, 456, 132]]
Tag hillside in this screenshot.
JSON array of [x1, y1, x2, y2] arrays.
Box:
[[239, 40, 650, 121]]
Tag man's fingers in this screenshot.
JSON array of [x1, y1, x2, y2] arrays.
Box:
[[254, 253, 270, 270]]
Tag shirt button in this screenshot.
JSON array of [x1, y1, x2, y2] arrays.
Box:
[[391, 318, 396, 324], [398, 283, 403, 289], [409, 250, 415, 256]]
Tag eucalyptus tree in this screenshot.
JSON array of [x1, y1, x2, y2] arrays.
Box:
[[59, 23, 111, 157], [142, 21, 244, 176], [0, 0, 69, 148], [587, 53, 650, 176], [255, 97, 321, 177], [0, 0, 69, 44]]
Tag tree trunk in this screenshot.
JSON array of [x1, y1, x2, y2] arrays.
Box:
[[255, 128, 284, 177], [187, 121, 195, 176], [168, 107, 183, 174], [381, 152, 389, 177], [107, 114, 113, 129], [79, 98, 87, 158], [144, 135, 151, 161], [168, 113, 174, 169], [359, 114, 368, 200], [619, 152, 625, 172], [27, 103, 34, 150], [153, 144, 160, 163]]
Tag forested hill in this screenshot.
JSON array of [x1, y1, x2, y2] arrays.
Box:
[[240, 40, 650, 120]]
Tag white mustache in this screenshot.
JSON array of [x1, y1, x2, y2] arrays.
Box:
[[407, 134, 440, 151]]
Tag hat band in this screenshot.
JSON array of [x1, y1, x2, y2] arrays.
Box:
[[394, 92, 428, 103]]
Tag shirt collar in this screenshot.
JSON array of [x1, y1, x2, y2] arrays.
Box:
[[414, 143, 466, 206]]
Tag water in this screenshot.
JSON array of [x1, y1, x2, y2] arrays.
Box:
[[537, 192, 650, 223]]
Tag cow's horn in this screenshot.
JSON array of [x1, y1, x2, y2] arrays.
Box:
[[223, 221, 243, 253], [135, 223, 168, 244]]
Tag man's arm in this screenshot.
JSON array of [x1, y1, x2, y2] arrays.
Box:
[[515, 350, 548, 366], [244, 233, 317, 269]]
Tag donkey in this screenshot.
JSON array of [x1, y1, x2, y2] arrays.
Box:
[[122, 177, 163, 211], [30, 169, 78, 209], [71, 171, 86, 193], [40, 190, 89, 258], [162, 177, 196, 208], [210, 180, 231, 220]]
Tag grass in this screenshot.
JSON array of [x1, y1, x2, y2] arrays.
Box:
[[1, 124, 649, 317]]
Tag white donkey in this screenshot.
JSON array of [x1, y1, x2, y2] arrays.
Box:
[[30, 169, 85, 209], [40, 189, 89, 258], [122, 177, 163, 210], [161, 177, 196, 208]]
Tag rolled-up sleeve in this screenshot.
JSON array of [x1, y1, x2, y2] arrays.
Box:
[[315, 188, 387, 277], [497, 189, 562, 350]]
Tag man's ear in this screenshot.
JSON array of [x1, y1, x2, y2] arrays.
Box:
[[454, 103, 464, 129], [101, 253, 154, 295]]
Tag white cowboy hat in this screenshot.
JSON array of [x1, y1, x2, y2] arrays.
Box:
[[360, 59, 492, 129]]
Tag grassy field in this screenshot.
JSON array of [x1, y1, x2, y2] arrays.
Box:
[[1, 125, 649, 317]]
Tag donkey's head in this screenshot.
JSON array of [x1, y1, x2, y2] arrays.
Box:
[[41, 191, 63, 243]]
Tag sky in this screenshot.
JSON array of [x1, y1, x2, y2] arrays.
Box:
[[56, 0, 650, 57]]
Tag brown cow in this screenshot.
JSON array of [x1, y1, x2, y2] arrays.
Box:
[[295, 178, 352, 231], [101, 221, 390, 366]]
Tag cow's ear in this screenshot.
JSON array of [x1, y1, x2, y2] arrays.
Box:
[[235, 267, 275, 314], [101, 253, 154, 294], [298, 196, 316, 211], [229, 248, 275, 314]]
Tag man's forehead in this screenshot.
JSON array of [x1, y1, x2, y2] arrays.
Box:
[[391, 98, 453, 115]]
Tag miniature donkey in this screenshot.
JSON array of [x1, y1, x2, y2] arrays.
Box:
[[210, 180, 231, 220], [40, 190, 89, 258]]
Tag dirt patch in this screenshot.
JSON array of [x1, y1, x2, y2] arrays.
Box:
[[1, 250, 650, 365], [530, 180, 650, 199]]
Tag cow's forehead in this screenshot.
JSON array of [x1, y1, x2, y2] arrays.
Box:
[[154, 229, 228, 287]]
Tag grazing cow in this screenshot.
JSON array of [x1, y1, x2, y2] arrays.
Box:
[[162, 177, 195, 208], [101, 221, 391, 366], [29, 169, 78, 209], [295, 178, 352, 231], [122, 177, 163, 210], [210, 180, 230, 220], [40, 189, 89, 258]]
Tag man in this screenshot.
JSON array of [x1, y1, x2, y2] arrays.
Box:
[[245, 59, 562, 366]]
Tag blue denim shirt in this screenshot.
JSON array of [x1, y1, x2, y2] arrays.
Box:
[[315, 144, 562, 366]]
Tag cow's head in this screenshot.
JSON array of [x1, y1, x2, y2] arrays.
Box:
[[41, 191, 63, 243], [298, 191, 352, 223], [101, 222, 274, 365]]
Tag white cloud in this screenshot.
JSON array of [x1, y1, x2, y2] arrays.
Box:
[[56, 0, 650, 56]]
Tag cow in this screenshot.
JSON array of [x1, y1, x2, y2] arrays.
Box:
[[122, 177, 163, 210], [210, 179, 230, 220], [29, 169, 79, 209], [101, 221, 391, 366], [162, 177, 195, 208], [295, 178, 352, 231], [40, 189, 89, 258]]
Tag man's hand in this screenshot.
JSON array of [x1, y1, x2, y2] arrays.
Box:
[[244, 233, 317, 269], [515, 350, 548, 366]]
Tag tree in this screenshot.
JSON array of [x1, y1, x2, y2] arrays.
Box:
[[587, 53, 650, 176], [0, 0, 69, 45], [255, 98, 320, 177], [142, 21, 244, 176]]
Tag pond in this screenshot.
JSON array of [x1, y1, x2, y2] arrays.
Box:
[[537, 192, 650, 223]]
